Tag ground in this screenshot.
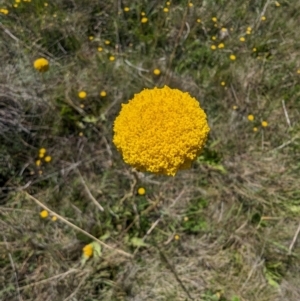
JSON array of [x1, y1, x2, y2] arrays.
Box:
[[0, 0, 300, 300]]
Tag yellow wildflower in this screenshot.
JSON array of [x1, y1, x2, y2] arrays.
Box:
[[297, 69, 300, 74], [212, 17, 217, 22], [0, 9, 9, 14], [105, 40, 110, 45], [230, 54, 236, 61], [166, 1, 171, 5], [51, 216, 57, 221], [97, 47, 103, 52], [44, 155, 52, 162], [39, 148, 46, 154], [218, 43, 224, 49], [39, 152, 45, 158], [109, 56, 115, 61], [184, 216, 189, 222], [13, 4, 18, 8], [232, 105, 238, 110], [221, 27, 227, 32], [141, 17, 148, 23], [113, 86, 210, 176], [197, 19, 201, 23], [253, 47, 257, 52], [261, 16, 266, 21], [33, 58, 49, 72], [211, 36, 216, 40], [163, 8, 169, 12], [89, 36, 94, 41], [211, 45, 217, 50], [44, 2, 48, 6], [100, 91, 107, 97], [138, 187, 146, 195], [188, 2, 193, 7], [275, 1, 280, 6], [261, 121, 268, 127], [36, 160, 41, 167], [124, 7, 130, 12], [153, 68, 161, 75], [80, 104, 85, 108], [240, 37, 245, 42], [83, 244, 93, 258], [78, 91, 87, 99], [174, 234, 180, 240], [248, 114, 254, 121], [40, 210, 48, 218], [253, 127, 258, 132], [141, 12, 146, 16], [221, 81, 225, 86]]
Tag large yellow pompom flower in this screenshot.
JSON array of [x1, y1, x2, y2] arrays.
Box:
[[113, 86, 210, 176], [33, 58, 49, 72]]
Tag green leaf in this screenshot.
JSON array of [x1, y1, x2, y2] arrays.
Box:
[[130, 237, 148, 247], [91, 242, 102, 258], [83, 115, 98, 124], [265, 271, 280, 288]]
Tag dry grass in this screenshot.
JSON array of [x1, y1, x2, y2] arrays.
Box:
[[1, 0, 300, 300]]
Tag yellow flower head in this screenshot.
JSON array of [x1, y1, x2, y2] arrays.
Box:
[[141, 17, 148, 23], [44, 155, 52, 162], [163, 7, 169, 12], [221, 81, 225, 86], [36, 159, 41, 167], [174, 234, 180, 240], [78, 91, 87, 99], [33, 58, 49, 72], [97, 47, 103, 52], [211, 45, 217, 50], [218, 43, 224, 49], [212, 17, 217, 22], [124, 7, 130, 12], [83, 244, 93, 258], [40, 210, 48, 218], [39, 148, 46, 154], [261, 16, 266, 21], [0, 8, 9, 15], [240, 37, 245, 42], [100, 91, 107, 97], [51, 216, 57, 221], [197, 19, 201, 23], [261, 121, 268, 127], [230, 54, 236, 61], [248, 114, 254, 121], [109, 56, 115, 61], [113, 86, 210, 176], [153, 68, 161, 75], [138, 187, 146, 195], [105, 40, 110, 45]]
